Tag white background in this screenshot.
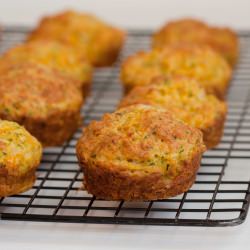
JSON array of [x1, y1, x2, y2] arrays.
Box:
[[0, 0, 250, 249], [0, 0, 250, 29]]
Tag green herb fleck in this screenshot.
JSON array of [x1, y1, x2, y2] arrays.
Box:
[[166, 164, 170, 171]]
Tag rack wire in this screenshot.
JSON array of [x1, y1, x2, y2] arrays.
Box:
[[0, 27, 250, 226]]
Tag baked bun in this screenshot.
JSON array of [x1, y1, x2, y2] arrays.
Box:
[[152, 18, 239, 66], [27, 10, 126, 67], [208, 27, 239, 67], [0, 41, 93, 97], [121, 44, 232, 99], [119, 76, 227, 149], [0, 63, 83, 147], [76, 105, 206, 201], [0, 120, 42, 197]]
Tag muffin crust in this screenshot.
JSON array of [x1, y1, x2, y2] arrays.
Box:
[[0, 120, 42, 197], [27, 10, 126, 67], [121, 44, 232, 99], [77, 105, 206, 201], [0, 41, 93, 97], [119, 76, 227, 148], [152, 18, 239, 66], [0, 63, 83, 146]]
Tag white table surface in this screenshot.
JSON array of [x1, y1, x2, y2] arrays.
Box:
[[0, 0, 250, 249], [1, 219, 250, 250]]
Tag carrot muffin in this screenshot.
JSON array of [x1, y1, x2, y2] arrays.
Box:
[[76, 104, 206, 201], [27, 10, 126, 67], [208, 27, 239, 67], [119, 76, 227, 149], [0, 63, 83, 147], [0, 41, 93, 97], [0, 120, 42, 197], [152, 18, 239, 67], [121, 44, 232, 99]]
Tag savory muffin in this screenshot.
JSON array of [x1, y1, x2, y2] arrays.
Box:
[[119, 76, 227, 149], [152, 18, 238, 67], [153, 18, 209, 48], [0, 120, 42, 197], [0, 63, 83, 147], [121, 44, 232, 99], [0, 41, 93, 97], [208, 27, 239, 67], [27, 10, 126, 67], [76, 104, 206, 201]]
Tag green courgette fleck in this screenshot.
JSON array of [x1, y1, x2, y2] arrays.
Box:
[[179, 146, 184, 154], [166, 164, 170, 171], [3, 107, 11, 114]]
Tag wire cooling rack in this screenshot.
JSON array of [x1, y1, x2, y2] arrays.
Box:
[[0, 27, 250, 227]]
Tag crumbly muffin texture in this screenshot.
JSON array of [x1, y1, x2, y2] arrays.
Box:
[[0, 63, 82, 120], [0, 63, 83, 146], [152, 18, 239, 66], [0, 41, 93, 95], [77, 105, 206, 200], [119, 76, 227, 148], [0, 120, 42, 175], [0, 120, 42, 197], [121, 44, 232, 99], [27, 10, 125, 66]]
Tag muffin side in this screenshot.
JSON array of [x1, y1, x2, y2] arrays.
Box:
[[0, 63, 83, 146], [76, 105, 206, 201], [119, 76, 227, 149], [0, 41, 93, 97], [0, 120, 42, 197], [120, 44, 232, 99], [152, 18, 239, 67], [27, 10, 126, 67]]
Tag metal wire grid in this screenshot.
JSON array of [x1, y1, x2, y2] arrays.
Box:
[[0, 27, 250, 226]]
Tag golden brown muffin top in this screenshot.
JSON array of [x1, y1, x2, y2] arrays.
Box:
[[152, 18, 238, 66], [0, 63, 83, 120], [0, 41, 92, 85], [0, 120, 42, 176], [153, 18, 209, 47], [119, 76, 227, 131], [208, 27, 239, 66], [77, 105, 205, 179], [121, 44, 231, 92], [27, 10, 125, 65]]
